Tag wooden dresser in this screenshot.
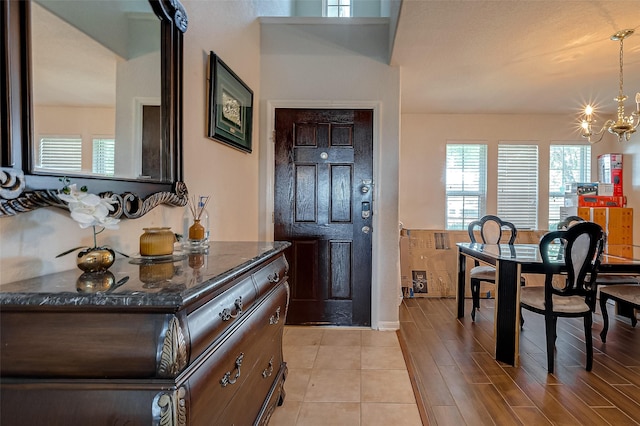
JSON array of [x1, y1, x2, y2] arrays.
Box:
[[0, 241, 290, 426]]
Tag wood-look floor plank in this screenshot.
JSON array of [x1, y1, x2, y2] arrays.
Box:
[[503, 365, 581, 426], [471, 383, 523, 426], [399, 297, 640, 426], [591, 407, 640, 426], [438, 365, 496, 426], [511, 406, 553, 425], [447, 350, 491, 385], [399, 300, 413, 323], [431, 405, 465, 426], [574, 366, 640, 420], [472, 352, 534, 407], [591, 356, 633, 385], [397, 329, 430, 426], [400, 320, 456, 407], [551, 364, 614, 407], [613, 384, 640, 408], [417, 327, 456, 367], [544, 384, 609, 426], [441, 331, 486, 355]]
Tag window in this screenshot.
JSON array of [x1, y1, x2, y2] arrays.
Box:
[[37, 136, 82, 172], [92, 138, 115, 176], [497, 144, 538, 230], [445, 144, 487, 230], [548, 144, 591, 229], [325, 0, 351, 17]]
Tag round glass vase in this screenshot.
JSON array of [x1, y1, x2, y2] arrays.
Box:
[[76, 247, 115, 272]]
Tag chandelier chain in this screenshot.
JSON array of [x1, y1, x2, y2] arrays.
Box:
[[619, 36, 624, 99]]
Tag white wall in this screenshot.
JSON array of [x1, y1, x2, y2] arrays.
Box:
[[260, 21, 401, 329], [620, 138, 640, 244], [400, 113, 639, 244], [33, 105, 115, 173]]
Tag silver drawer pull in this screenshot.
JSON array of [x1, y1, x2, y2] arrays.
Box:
[[262, 356, 274, 378], [220, 353, 244, 387], [267, 271, 280, 283], [269, 306, 281, 325], [219, 297, 243, 321]]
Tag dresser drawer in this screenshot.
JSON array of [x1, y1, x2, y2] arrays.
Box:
[[187, 275, 258, 361], [187, 283, 288, 426], [217, 330, 285, 425], [252, 254, 288, 296]]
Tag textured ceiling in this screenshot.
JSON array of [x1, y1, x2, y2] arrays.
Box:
[[391, 0, 640, 115]]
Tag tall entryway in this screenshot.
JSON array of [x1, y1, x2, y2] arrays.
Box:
[[274, 108, 374, 326]]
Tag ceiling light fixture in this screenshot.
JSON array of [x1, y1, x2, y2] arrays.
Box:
[[580, 29, 640, 143]]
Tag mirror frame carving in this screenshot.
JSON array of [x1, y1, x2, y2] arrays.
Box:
[[0, 0, 188, 218]]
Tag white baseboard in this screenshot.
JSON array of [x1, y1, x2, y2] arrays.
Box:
[[375, 321, 400, 331]]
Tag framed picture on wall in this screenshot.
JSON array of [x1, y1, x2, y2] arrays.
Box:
[[207, 52, 253, 153]]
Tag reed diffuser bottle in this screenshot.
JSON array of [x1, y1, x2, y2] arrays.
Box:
[[182, 195, 210, 250]]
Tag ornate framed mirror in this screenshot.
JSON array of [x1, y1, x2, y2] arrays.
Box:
[[1, 0, 188, 218]]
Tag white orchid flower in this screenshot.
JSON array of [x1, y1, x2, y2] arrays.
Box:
[[58, 184, 120, 230], [56, 181, 126, 259]]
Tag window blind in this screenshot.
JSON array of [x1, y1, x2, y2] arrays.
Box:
[[445, 144, 487, 230], [497, 144, 538, 230], [38, 137, 82, 172], [92, 138, 115, 176]]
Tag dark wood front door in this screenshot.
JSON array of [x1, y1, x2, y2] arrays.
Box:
[[274, 108, 373, 326]]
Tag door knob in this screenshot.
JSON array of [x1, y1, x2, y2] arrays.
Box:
[[362, 226, 371, 234]]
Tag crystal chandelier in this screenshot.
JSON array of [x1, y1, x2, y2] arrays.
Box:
[[580, 29, 640, 143]]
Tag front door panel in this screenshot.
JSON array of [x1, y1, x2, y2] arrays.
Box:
[[274, 109, 373, 326]]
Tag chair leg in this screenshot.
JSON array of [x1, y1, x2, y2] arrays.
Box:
[[471, 279, 480, 321], [584, 313, 593, 372], [600, 294, 609, 343], [519, 280, 526, 328], [545, 315, 557, 374]]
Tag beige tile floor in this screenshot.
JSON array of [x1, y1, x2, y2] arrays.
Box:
[[268, 327, 422, 426]]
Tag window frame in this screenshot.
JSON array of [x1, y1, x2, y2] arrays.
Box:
[[548, 143, 591, 230], [323, 0, 352, 17], [445, 143, 488, 230]]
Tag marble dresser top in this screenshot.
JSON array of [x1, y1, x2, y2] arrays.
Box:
[[0, 241, 290, 309]]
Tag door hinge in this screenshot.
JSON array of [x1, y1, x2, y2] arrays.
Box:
[[272, 130, 276, 143], [272, 212, 275, 223]]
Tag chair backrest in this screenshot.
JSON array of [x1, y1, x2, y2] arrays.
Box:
[[539, 222, 605, 307], [468, 215, 518, 245], [557, 215, 585, 230]]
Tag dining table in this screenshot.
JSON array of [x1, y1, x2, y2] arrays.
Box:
[[456, 242, 640, 366]]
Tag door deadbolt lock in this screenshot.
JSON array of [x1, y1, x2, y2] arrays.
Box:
[[361, 186, 369, 193], [362, 202, 371, 219]]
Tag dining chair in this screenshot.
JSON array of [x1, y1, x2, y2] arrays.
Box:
[[557, 216, 640, 286], [556, 215, 585, 230], [520, 222, 605, 373], [467, 215, 525, 321]]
